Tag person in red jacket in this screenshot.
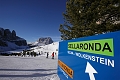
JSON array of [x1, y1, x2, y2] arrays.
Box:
[[52, 52, 54, 59]]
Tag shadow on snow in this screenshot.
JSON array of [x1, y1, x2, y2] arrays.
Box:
[[0, 69, 57, 77], [0, 69, 56, 71], [0, 73, 56, 77]]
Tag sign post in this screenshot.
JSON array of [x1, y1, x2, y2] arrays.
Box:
[[57, 31, 120, 80]]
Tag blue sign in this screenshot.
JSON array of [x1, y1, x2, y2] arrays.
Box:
[[57, 31, 120, 80]]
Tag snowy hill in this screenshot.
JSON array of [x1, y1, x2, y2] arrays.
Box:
[[1, 41, 59, 56], [32, 42, 59, 56]]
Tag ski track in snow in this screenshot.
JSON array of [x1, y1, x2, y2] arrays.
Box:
[[0, 56, 60, 80]]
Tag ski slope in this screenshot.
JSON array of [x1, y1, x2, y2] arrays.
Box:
[[0, 42, 60, 80], [33, 42, 59, 56]]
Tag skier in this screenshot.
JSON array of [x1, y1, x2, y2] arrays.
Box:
[[52, 52, 54, 59], [39, 52, 41, 55], [21, 50, 24, 57], [46, 52, 49, 58], [55, 52, 56, 55]]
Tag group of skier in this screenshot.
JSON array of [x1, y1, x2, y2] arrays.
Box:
[[21, 50, 38, 57], [21, 50, 56, 59]]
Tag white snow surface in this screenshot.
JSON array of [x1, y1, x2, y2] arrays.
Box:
[[0, 56, 60, 80], [0, 42, 60, 80]]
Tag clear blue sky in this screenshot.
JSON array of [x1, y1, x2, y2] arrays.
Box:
[[0, 0, 66, 42]]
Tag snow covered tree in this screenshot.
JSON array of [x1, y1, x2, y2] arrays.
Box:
[[59, 0, 120, 40]]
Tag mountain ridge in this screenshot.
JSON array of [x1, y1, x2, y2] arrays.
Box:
[[29, 37, 54, 47], [0, 27, 28, 52]]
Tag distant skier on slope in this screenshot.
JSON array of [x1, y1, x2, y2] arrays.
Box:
[[52, 52, 54, 59], [46, 52, 49, 58]]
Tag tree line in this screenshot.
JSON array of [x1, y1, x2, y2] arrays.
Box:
[[59, 0, 120, 40]]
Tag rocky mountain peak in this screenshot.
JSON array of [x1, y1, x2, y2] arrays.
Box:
[[11, 30, 16, 39], [0, 27, 4, 36], [38, 37, 53, 45]]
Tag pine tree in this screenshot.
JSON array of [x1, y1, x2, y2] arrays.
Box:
[[59, 0, 120, 40]]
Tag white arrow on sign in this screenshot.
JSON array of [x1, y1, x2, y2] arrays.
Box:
[[85, 62, 97, 80]]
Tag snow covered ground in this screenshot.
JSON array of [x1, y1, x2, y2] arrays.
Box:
[[0, 42, 60, 80], [0, 56, 60, 80]]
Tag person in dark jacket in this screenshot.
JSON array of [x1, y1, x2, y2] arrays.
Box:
[[46, 52, 49, 58]]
